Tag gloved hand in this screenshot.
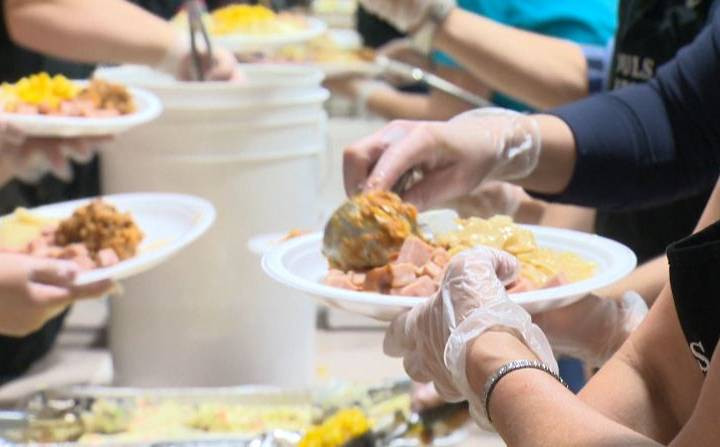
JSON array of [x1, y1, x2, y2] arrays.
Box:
[[446, 181, 529, 219], [384, 247, 556, 429], [0, 121, 109, 184], [360, 0, 456, 32], [154, 35, 243, 82], [343, 108, 541, 210], [534, 291, 648, 368], [0, 253, 115, 337]]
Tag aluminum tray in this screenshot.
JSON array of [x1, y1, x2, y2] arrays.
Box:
[[2, 383, 468, 447]]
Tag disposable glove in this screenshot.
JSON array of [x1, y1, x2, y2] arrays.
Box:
[[344, 108, 541, 210], [359, 0, 456, 32], [383, 247, 555, 429], [534, 291, 648, 368]]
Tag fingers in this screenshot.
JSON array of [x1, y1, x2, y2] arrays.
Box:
[[365, 123, 440, 193], [383, 311, 415, 357], [343, 128, 394, 196], [27, 279, 114, 303], [402, 166, 466, 210], [0, 120, 26, 148], [28, 258, 79, 285]]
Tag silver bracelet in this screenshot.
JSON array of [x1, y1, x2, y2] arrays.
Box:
[[481, 359, 568, 423]]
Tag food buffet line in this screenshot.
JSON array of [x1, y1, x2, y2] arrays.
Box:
[[0, 2, 633, 446]]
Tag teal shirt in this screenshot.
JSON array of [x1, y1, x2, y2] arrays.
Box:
[[433, 0, 618, 110]]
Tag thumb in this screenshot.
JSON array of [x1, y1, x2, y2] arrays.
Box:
[[28, 259, 79, 286]]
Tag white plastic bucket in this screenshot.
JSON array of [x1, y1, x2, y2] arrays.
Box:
[[99, 65, 325, 387]]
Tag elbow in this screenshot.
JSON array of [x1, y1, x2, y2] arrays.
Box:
[[533, 76, 589, 110]]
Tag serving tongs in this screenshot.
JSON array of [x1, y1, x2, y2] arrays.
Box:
[[185, 0, 213, 81], [376, 55, 493, 108]]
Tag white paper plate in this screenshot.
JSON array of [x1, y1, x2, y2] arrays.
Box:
[[10, 193, 215, 285], [0, 84, 162, 137], [262, 226, 637, 321], [214, 18, 327, 52]]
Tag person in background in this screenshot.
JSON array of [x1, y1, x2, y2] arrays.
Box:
[[329, 0, 617, 121], [357, 0, 717, 306], [0, 0, 240, 384]]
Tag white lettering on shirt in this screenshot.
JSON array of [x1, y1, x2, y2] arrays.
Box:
[[615, 53, 656, 81], [690, 341, 711, 373]]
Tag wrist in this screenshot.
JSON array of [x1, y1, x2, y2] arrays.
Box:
[[153, 33, 189, 76], [466, 330, 538, 394], [410, 0, 457, 55]]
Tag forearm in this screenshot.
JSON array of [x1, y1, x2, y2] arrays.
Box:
[[467, 333, 661, 446], [539, 203, 595, 232], [4, 0, 176, 66], [596, 256, 668, 305], [433, 9, 589, 110], [367, 89, 471, 120], [514, 113, 577, 195]]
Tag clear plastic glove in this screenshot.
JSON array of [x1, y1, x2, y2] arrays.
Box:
[[534, 291, 648, 368], [411, 381, 446, 411], [0, 121, 109, 184], [155, 36, 244, 82], [446, 181, 528, 219], [383, 246, 556, 429], [359, 0, 456, 32], [0, 253, 115, 337], [343, 108, 541, 210]]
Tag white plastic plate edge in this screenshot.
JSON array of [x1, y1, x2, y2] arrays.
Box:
[[262, 226, 637, 314], [0, 83, 162, 137], [7, 193, 216, 286], [213, 18, 328, 51]]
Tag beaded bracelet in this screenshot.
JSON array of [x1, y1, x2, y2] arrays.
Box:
[[481, 359, 569, 424]]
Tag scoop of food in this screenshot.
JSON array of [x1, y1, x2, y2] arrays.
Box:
[[323, 191, 420, 271]]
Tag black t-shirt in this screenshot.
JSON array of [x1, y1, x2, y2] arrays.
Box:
[[667, 219, 720, 374], [595, 0, 717, 264]]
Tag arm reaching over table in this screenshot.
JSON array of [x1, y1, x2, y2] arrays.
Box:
[[3, 0, 241, 81], [344, 10, 720, 211]]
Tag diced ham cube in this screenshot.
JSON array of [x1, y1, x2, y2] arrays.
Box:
[[420, 261, 444, 280], [74, 255, 97, 271], [59, 243, 90, 260], [324, 269, 360, 291], [390, 262, 418, 288], [350, 272, 366, 287], [506, 277, 535, 293], [542, 273, 568, 289], [398, 276, 437, 297], [15, 104, 39, 115], [364, 265, 393, 293], [88, 108, 120, 118], [97, 248, 120, 267], [396, 236, 434, 267], [430, 248, 451, 267]]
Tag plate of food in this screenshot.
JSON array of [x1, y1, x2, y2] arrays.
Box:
[[0, 73, 162, 137], [0, 193, 215, 286], [262, 192, 637, 321], [237, 33, 381, 78], [173, 4, 327, 52]]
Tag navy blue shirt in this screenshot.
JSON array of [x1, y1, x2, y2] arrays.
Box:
[[548, 8, 720, 210]]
